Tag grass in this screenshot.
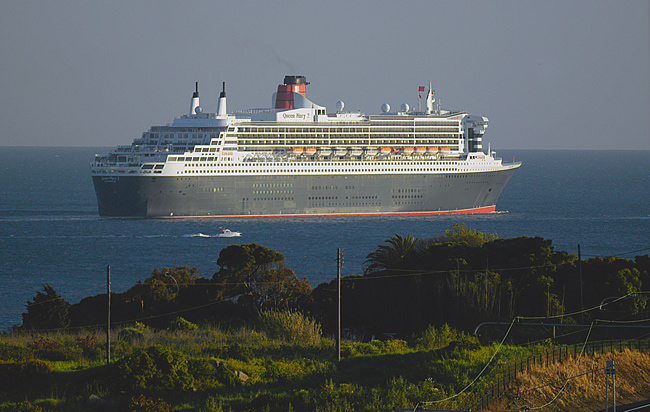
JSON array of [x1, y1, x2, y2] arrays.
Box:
[[497, 348, 650, 411], [1, 318, 647, 411]]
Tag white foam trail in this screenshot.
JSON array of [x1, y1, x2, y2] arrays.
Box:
[[182, 233, 212, 238]]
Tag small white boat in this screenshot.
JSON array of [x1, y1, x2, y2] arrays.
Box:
[[218, 227, 241, 237]]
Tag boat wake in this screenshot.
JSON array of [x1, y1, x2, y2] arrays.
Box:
[[182, 233, 212, 238]]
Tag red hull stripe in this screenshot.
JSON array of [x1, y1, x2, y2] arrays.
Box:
[[162, 205, 497, 219]]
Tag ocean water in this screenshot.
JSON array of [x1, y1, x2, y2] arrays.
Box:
[[0, 147, 649, 331]]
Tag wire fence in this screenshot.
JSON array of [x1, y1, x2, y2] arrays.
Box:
[[470, 338, 650, 411]]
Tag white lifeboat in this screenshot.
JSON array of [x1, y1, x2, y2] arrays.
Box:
[[349, 147, 363, 156], [289, 147, 304, 156], [333, 147, 348, 157], [401, 147, 414, 155], [379, 147, 392, 155], [414, 147, 427, 155], [317, 147, 332, 157], [304, 147, 317, 156], [364, 147, 378, 156]]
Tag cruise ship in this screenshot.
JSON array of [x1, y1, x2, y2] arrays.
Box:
[[91, 75, 521, 218]]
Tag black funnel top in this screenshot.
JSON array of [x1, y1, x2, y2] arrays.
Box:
[[220, 81, 226, 98], [283, 75, 308, 85]]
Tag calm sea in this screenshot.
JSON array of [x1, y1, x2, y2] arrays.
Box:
[[1, 147, 649, 331]]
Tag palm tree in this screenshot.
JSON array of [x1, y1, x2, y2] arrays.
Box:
[[364, 233, 419, 274]]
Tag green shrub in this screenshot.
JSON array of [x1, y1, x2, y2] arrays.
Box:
[[415, 324, 477, 351], [0, 401, 44, 412], [0, 342, 34, 362], [258, 310, 322, 344], [119, 327, 145, 343], [188, 358, 239, 389], [27, 337, 69, 361], [0, 341, 33, 362], [200, 396, 227, 412], [128, 394, 170, 412], [0, 359, 52, 386], [369, 339, 409, 354], [167, 317, 198, 332], [340, 342, 380, 357], [114, 345, 195, 393], [223, 342, 254, 361], [75, 334, 101, 360], [263, 358, 333, 384]]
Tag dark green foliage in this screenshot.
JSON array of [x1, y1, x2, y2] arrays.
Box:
[[27, 337, 69, 361], [0, 401, 44, 412], [21, 285, 70, 330], [0, 341, 33, 362], [213, 244, 312, 312], [75, 334, 101, 360], [258, 309, 322, 344], [187, 358, 240, 390], [119, 327, 145, 343], [364, 233, 419, 273], [434, 222, 498, 247], [167, 316, 199, 332], [222, 342, 254, 361], [113, 345, 195, 394], [0, 359, 52, 386], [128, 394, 170, 412], [415, 324, 478, 351]]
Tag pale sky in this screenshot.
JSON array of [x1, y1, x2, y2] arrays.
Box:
[[1, 1, 648, 150]]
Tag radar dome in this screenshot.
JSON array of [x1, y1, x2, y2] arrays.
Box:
[[400, 103, 410, 112], [195, 106, 203, 114], [381, 103, 391, 113], [336, 100, 345, 112]]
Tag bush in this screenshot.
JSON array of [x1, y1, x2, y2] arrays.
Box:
[[341, 342, 377, 357], [128, 394, 170, 412], [75, 334, 101, 360], [0, 341, 33, 362], [119, 326, 146, 343], [200, 396, 227, 412], [114, 345, 195, 393], [27, 337, 69, 361], [223, 342, 254, 361], [0, 401, 44, 412], [370, 339, 409, 354], [258, 310, 322, 344], [0, 359, 52, 386], [167, 317, 198, 332], [188, 358, 239, 389], [415, 324, 477, 351]]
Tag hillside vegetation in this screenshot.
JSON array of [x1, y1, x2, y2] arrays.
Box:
[[3, 224, 650, 411]]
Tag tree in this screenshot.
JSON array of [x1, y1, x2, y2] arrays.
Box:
[[364, 233, 419, 274], [22, 285, 70, 330], [213, 244, 310, 310], [434, 223, 497, 247]]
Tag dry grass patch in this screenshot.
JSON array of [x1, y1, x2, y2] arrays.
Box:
[[500, 348, 650, 412]]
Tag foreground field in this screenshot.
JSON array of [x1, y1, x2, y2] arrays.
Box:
[[2, 315, 649, 412], [0, 318, 528, 412]]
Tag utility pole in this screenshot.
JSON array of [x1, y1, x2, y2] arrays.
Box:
[[578, 245, 584, 325], [336, 248, 342, 361], [107, 265, 111, 366]]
